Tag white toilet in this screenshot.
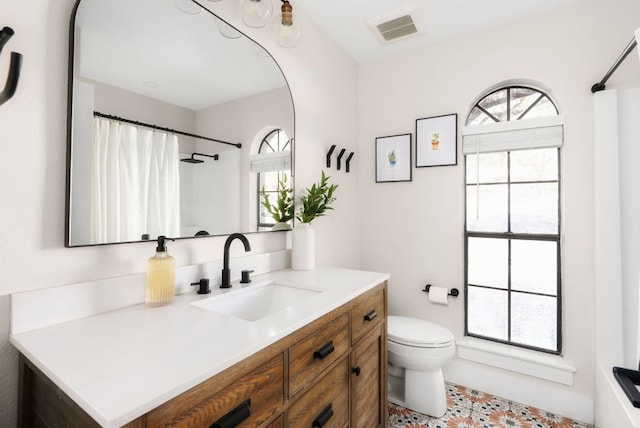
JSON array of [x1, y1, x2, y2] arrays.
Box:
[[387, 315, 455, 417]]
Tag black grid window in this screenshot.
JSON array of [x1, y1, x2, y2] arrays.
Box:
[[464, 86, 562, 354]]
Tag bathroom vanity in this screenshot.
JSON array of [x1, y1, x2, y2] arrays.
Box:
[[11, 268, 388, 427]]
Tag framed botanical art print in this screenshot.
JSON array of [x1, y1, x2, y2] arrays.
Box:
[[375, 134, 412, 183], [416, 114, 457, 167]]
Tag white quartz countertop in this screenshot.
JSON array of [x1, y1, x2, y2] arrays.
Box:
[[10, 267, 389, 427]]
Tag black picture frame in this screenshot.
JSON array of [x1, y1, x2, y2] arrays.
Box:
[[416, 113, 457, 167], [375, 134, 412, 183]]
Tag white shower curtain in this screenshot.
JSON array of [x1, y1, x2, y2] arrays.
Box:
[[91, 117, 181, 244]]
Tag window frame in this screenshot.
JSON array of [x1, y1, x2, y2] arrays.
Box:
[[464, 149, 562, 354], [467, 85, 558, 125], [463, 85, 562, 355]]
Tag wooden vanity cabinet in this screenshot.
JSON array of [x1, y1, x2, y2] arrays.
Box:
[[18, 281, 387, 428], [349, 287, 386, 428], [351, 323, 386, 428]]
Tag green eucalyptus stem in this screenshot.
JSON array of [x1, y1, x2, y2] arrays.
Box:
[[261, 175, 294, 223], [297, 171, 338, 224]]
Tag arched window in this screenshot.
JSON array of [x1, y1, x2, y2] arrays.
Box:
[[466, 86, 558, 126], [256, 129, 292, 229], [463, 85, 562, 354]]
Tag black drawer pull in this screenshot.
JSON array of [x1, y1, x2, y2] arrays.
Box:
[[312, 403, 334, 428], [210, 399, 251, 428], [352, 366, 361, 376], [313, 341, 334, 360], [364, 309, 378, 322]]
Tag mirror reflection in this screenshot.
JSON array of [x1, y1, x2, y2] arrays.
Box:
[[66, 0, 294, 247]]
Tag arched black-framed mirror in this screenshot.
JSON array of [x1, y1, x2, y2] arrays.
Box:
[[65, 0, 294, 247]]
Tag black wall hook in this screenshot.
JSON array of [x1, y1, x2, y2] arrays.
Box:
[[336, 148, 346, 170], [326, 145, 336, 168], [0, 27, 14, 51], [346, 152, 354, 172], [0, 27, 22, 106]]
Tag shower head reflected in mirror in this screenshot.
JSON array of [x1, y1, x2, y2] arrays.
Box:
[[181, 153, 219, 163]]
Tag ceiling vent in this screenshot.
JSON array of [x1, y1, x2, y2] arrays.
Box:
[[376, 15, 417, 42], [366, 4, 425, 44]]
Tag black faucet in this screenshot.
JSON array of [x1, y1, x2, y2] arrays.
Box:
[[221, 233, 251, 288]]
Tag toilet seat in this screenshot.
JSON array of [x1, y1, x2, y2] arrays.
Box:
[[388, 316, 454, 348]]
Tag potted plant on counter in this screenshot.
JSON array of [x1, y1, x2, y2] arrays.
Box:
[[292, 171, 338, 270], [261, 175, 294, 230]]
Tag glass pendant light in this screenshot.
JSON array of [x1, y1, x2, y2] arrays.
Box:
[[173, 0, 203, 15], [241, 0, 272, 28], [275, 0, 302, 48], [216, 19, 242, 39]]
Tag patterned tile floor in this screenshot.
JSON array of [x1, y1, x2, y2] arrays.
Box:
[[388, 383, 593, 428]]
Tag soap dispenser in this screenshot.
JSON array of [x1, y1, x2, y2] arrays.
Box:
[[146, 236, 175, 307]]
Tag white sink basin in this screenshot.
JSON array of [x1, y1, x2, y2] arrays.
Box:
[[192, 282, 322, 322]]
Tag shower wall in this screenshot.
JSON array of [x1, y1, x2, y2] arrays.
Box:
[[594, 87, 640, 426], [179, 149, 241, 237]]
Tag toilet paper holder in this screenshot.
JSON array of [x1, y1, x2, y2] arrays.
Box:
[[422, 284, 459, 297]]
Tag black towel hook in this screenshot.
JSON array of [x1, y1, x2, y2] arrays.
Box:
[[0, 27, 22, 106]]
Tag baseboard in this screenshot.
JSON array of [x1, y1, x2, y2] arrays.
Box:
[[444, 358, 594, 424]]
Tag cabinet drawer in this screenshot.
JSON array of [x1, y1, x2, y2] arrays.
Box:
[[351, 288, 385, 344], [147, 354, 284, 427], [287, 358, 349, 428], [289, 313, 349, 397]]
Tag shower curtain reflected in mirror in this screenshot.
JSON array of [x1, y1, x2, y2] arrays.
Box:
[[91, 117, 181, 244]]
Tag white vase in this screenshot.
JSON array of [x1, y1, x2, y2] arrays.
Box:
[[291, 223, 315, 270], [271, 221, 291, 231]]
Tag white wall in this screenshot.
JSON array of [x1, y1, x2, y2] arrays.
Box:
[[0, 1, 358, 426], [68, 79, 94, 245], [94, 80, 198, 133], [358, 0, 640, 422]]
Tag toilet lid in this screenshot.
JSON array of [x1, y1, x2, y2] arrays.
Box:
[[388, 316, 455, 348]]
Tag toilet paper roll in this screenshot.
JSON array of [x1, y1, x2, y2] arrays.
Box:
[[428, 286, 449, 305]]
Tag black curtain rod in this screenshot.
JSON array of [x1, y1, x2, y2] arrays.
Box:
[[93, 111, 242, 148], [591, 36, 638, 93]]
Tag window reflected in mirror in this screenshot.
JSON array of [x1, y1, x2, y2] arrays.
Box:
[[254, 129, 292, 230]]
